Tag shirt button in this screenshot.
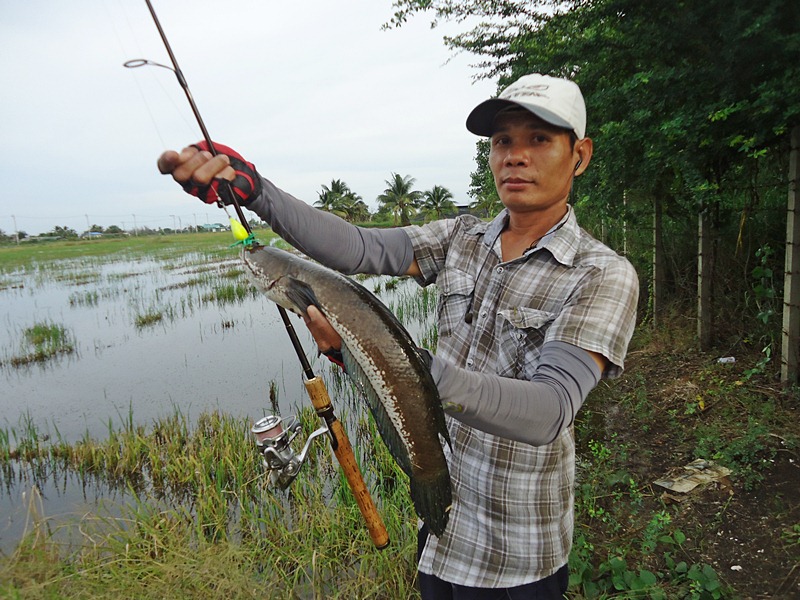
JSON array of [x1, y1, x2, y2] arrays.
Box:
[[480, 310, 487, 318], [496, 266, 504, 274], [466, 359, 474, 367]]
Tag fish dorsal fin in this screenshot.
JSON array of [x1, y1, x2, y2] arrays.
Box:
[[282, 276, 320, 313], [340, 343, 414, 478]]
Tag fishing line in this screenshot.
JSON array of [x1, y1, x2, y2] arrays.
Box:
[[130, 1, 390, 548], [104, 0, 196, 147], [128, 0, 253, 235], [101, 0, 165, 147]]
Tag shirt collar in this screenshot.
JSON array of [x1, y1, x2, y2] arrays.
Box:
[[527, 206, 580, 267], [469, 206, 581, 267]]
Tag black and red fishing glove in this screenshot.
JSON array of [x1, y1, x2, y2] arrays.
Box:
[[182, 141, 261, 206], [322, 347, 346, 371]]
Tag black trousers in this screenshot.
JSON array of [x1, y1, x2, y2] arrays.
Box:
[[417, 525, 569, 600]]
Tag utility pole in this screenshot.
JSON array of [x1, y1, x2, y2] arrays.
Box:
[[132, 214, 138, 236], [12, 214, 19, 244]]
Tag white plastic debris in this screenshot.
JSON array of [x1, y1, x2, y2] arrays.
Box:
[[653, 459, 732, 494]]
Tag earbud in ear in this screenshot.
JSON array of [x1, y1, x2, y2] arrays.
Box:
[[574, 159, 583, 171]]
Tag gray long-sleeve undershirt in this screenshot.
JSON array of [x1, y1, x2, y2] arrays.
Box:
[[429, 341, 601, 446], [246, 175, 602, 446], [247, 176, 415, 276]]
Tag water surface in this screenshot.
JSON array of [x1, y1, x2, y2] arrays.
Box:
[[0, 246, 435, 552]]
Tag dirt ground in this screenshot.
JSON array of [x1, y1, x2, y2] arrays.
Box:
[[604, 343, 800, 599]]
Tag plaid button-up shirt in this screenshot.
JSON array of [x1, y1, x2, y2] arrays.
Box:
[[404, 207, 638, 588]]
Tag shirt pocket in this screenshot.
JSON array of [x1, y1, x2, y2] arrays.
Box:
[[435, 267, 476, 339], [497, 307, 557, 379]]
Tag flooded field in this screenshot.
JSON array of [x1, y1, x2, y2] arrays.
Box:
[[0, 234, 438, 554]]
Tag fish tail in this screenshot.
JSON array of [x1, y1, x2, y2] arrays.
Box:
[[411, 469, 452, 537]]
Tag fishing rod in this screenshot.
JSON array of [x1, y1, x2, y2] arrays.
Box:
[[129, 0, 388, 549]]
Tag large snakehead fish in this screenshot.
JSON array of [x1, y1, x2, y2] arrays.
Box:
[[241, 243, 452, 536]]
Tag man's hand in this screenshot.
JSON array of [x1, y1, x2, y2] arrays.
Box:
[[302, 305, 342, 355], [157, 141, 260, 205]]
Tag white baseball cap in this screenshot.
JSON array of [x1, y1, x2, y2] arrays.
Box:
[[466, 73, 587, 139]]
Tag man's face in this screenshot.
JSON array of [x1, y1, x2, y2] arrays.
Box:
[[489, 109, 586, 217]]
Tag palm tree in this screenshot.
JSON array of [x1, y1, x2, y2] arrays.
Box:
[[315, 179, 352, 213], [315, 179, 371, 223], [421, 185, 456, 221], [339, 196, 371, 223], [377, 173, 422, 226], [469, 193, 503, 218]]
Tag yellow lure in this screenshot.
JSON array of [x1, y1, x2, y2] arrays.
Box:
[[230, 218, 250, 241]]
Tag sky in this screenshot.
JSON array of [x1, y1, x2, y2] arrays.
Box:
[[0, 0, 499, 236]]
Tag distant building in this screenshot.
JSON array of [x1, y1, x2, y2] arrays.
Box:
[[200, 223, 227, 232]]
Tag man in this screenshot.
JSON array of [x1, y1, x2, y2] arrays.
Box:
[[158, 73, 639, 599]]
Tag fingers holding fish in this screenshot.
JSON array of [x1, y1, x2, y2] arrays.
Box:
[[303, 305, 343, 354]]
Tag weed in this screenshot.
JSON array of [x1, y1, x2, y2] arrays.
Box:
[[6, 322, 75, 366], [134, 310, 164, 328], [694, 411, 777, 491], [1, 406, 418, 598], [781, 523, 800, 547], [201, 283, 255, 305], [68, 289, 99, 306]]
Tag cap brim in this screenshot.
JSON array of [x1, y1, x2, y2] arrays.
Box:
[[466, 99, 516, 137], [466, 98, 576, 137]]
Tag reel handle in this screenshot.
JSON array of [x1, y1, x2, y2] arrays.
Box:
[[303, 376, 390, 549]]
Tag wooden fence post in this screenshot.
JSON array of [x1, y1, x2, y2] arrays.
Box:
[[781, 125, 800, 385]]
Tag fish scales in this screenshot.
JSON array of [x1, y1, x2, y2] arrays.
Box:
[[241, 244, 452, 536]]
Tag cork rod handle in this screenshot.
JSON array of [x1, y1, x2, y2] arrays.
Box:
[[304, 376, 390, 549]]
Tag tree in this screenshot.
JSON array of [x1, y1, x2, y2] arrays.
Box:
[[387, 0, 800, 374], [315, 179, 352, 212], [421, 185, 456, 221], [377, 173, 422, 226], [48, 226, 78, 238], [315, 179, 370, 222], [468, 139, 502, 217], [338, 196, 372, 223]]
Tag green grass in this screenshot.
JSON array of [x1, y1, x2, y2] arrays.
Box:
[[0, 406, 419, 599], [4, 322, 75, 367], [0, 230, 280, 273], [134, 310, 165, 328], [201, 283, 257, 305]]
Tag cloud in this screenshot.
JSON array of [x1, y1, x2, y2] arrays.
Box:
[[0, 0, 497, 235]]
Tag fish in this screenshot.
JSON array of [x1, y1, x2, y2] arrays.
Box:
[[241, 243, 452, 536]]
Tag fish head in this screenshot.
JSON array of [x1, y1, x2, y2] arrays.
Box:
[[241, 245, 292, 304], [240, 245, 315, 316]]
